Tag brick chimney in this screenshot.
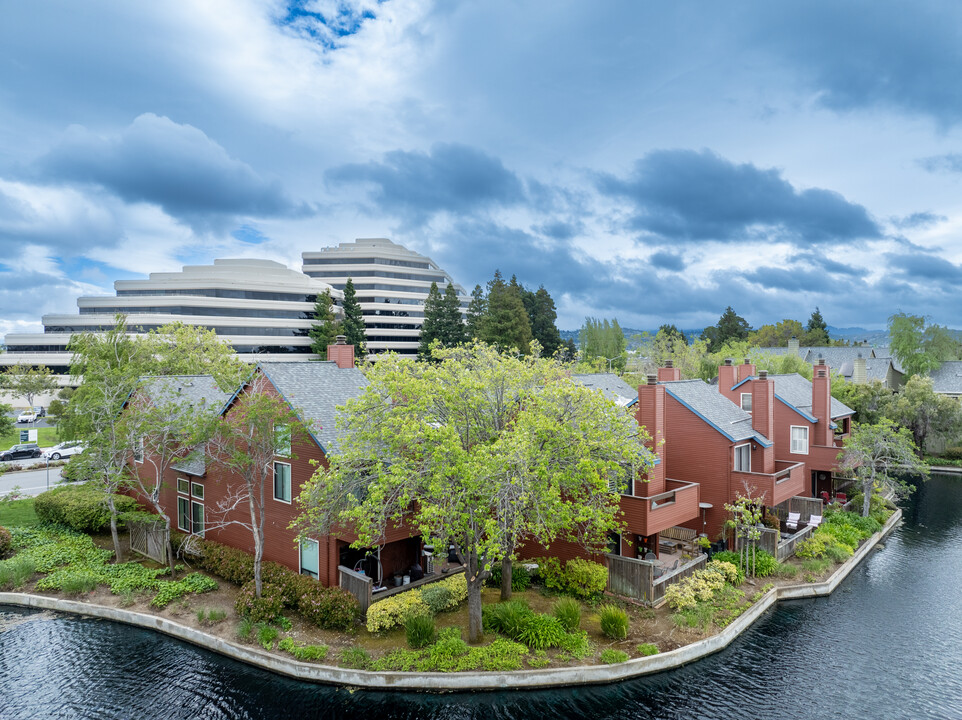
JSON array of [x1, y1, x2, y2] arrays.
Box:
[[657, 359, 681, 382], [739, 357, 757, 383], [751, 371, 775, 474], [718, 358, 738, 402], [853, 353, 867, 385], [636, 377, 666, 495], [812, 359, 832, 446], [788, 336, 800, 355], [327, 335, 355, 369]]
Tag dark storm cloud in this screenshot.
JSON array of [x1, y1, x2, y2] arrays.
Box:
[[648, 251, 686, 272], [740, 266, 837, 293], [34, 114, 305, 223], [886, 252, 962, 286], [597, 149, 880, 244], [327, 143, 525, 226], [754, 2, 962, 127], [788, 252, 868, 278]]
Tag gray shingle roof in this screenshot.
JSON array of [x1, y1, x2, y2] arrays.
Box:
[[661, 379, 770, 445], [767, 374, 854, 420], [172, 447, 207, 477], [256, 362, 369, 454], [571, 373, 637, 406], [800, 347, 868, 370], [871, 347, 904, 374], [837, 358, 895, 383], [929, 361, 962, 394]]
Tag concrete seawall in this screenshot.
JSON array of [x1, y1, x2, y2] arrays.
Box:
[[0, 507, 902, 692]]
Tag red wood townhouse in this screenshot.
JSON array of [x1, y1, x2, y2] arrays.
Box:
[[131, 341, 424, 590], [652, 363, 807, 541], [717, 358, 855, 501]]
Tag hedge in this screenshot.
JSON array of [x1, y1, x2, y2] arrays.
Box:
[[366, 574, 468, 633], [34, 484, 140, 533], [0, 526, 11, 558]]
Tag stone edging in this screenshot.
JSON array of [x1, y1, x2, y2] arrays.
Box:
[[0, 508, 902, 693]]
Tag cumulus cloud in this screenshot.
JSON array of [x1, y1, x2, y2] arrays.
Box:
[[326, 143, 525, 227], [34, 114, 307, 226], [597, 149, 880, 244], [886, 251, 962, 287]]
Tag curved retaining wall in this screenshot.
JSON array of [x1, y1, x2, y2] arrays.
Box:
[[0, 508, 902, 692]]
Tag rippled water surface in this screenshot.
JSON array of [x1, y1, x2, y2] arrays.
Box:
[[3, 474, 962, 720]]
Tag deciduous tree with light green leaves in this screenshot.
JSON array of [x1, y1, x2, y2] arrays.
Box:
[[1, 363, 59, 408], [296, 343, 655, 643], [888, 312, 960, 377], [841, 419, 929, 518]]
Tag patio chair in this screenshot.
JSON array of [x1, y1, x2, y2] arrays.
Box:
[[644, 552, 657, 561], [808, 515, 823, 529], [835, 493, 848, 504], [786, 512, 801, 531]]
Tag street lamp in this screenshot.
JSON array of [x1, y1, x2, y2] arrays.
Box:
[[603, 356, 620, 373]]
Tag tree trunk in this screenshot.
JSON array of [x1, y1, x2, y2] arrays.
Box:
[[164, 517, 176, 577], [466, 551, 485, 644], [862, 477, 873, 518], [107, 495, 124, 563], [500, 556, 513, 601], [253, 533, 263, 598]]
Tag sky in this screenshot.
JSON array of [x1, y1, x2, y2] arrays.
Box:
[[2, 1, 962, 337]]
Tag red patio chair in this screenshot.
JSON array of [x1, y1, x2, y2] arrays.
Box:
[[835, 492, 847, 504]]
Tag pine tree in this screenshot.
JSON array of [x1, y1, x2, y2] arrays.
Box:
[[481, 271, 532, 352], [701, 306, 750, 351], [465, 284, 487, 340], [418, 282, 444, 359], [340, 278, 366, 355], [804, 307, 830, 346], [440, 283, 467, 347], [308, 290, 340, 359], [522, 285, 562, 357]]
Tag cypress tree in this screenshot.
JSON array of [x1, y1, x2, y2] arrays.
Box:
[[418, 282, 444, 359], [466, 284, 487, 340], [308, 289, 340, 359], [527, 286, 562, 356], [340, 278, 366, 355], [481, 270, 533, 352]]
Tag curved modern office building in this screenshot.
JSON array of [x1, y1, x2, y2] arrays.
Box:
[[302, 238, 466, 356], [0, 258, 340, 373]]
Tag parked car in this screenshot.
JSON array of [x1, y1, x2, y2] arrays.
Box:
[[0, 443, 42, 461], [42, 441, 85, 461], [32, 406, 46, 418], [16, 410, 37, 423]]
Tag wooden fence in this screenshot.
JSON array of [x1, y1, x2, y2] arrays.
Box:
[[339, 565, 373, 615], [128, 520, 168, 565], [606, 553, 707, 606], [734, 526, 778, 556], [776, 525, 814, 562], [771, 496, 824, 523]]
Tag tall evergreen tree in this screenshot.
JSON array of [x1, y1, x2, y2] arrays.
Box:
[[701, 306, 751, 351], [465, 284, 487, 340], [524, 286, 562, 356], [308, 289, 340, 359], [418, 282, 444, 359], [439, 283, 467, 347], [340, 278, 366, 355], [804, 307, 830, 346], [481, 270, 533, 352]]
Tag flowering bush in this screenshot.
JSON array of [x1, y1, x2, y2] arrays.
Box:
[[0, 526, 11, 558], [365, 574, 468, 633], [663, 566, 728, 612], [234, 581, 285, 622], [296, 584, 359, 631], [706, 560, 741, 585]]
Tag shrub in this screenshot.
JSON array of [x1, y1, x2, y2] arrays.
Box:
[[599, 648, 629, 664], [339, 647, 371, 670], [516, 613, 567, 650], [0, 555, 36, 590], [553, 597, 581, 632], [405, 614, 436, 649], [598, 604, 629, 640], [256, 622, 279, 650], [234, 581, 285, 623], [663, 566, 728, 612], [0, 526, 11, 558], [193, 540, 255, 586], [365, 574, 466, 633], [150, 573, 218, 608], [637, 642, 659, 656], [795, 534, 828, 559], [279, 637, 329, 662], [530, 556, 565, 591], [706, 559, 742, 585], [487, 563, 531, 592], [420, 584, 453, 614], [557, 630, 593, 659], [237, 617, 254, 639], [944, 445, 962, 460], [564, 559, 608, 598], [483, 599, 532, 637], [712, 549, 776, 578], [33, 484, 140, 533], [296, 584, 360, 631]]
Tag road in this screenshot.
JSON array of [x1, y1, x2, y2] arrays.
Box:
[[0, 465, 65, 496]]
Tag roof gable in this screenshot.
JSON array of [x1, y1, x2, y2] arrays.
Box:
[[662, 379, 772, 446]]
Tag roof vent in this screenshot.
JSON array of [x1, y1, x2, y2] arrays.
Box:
[[758, 370, 768, 379], [646, 374, 658, 385], [724, 358, 733, 366], [665, 360, 674, 368], [335, 335, 347, 345]]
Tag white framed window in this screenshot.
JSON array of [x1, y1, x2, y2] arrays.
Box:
[[134, 437, 144, 464], [274, 461, 292, 503], [191, 501, 205, 537], [300, 538, 320, 579], [177, 497, 190, 532], [790, 426, 809, 454], [191, 482, 204, 500], [733, 443, 751, 472], [740, 393, 752, 412], [177, 478, 189, 494], [275, 424, 292, 458]]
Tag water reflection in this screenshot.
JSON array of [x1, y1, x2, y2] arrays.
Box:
[[2, 474, 962, 720]]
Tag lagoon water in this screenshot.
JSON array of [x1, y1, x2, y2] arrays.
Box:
[[2, 473, 961, 720]]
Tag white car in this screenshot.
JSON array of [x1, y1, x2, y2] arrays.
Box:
[[17, 410, 37, 423], [42, 441, 85, 460]]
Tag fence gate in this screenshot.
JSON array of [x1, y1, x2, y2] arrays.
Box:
[[129, 520, 169, 565]]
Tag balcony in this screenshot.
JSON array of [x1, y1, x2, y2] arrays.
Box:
[[731, 460, 806, 507], [808, 442, 847, 473], [618, 478, 700, 537]]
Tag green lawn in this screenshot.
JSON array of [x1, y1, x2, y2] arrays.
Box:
[[0, 497, 39, 527], [0, 427, 60, 450]]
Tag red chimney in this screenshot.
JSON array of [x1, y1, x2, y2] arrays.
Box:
[[636, 377, 666, 495], [718, 358, 738, 402], [812, 359, 832, 446], [751, 371, 775, 474], [657, 360, 681, 382], [739, 358, 756, 383], [327, 335, 355, 369]]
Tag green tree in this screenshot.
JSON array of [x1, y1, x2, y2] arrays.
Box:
[[884, 375, 962, 455], [523, 286, 563, 357], [340, 278, 367, 355], [296, 344, 654, 642], [147, 322, 248, 391], [830, 377, 892, 425], [841, 419, 929, 517], [580, 318, 628, 372], [480, 271, 532, 352], [888, 312, 960, 377], [308, 290, 340, 359], [701, 306, 751, 351], [748, 319, 805, 348], [1, 363, 59, 408], [439, 283, 467, 348], [465, 284, 487, 341], [0, 400, 12, 439], [804, 307, 830, 346], [418, 282, 444, 359], [657, 324, 688, 347]]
